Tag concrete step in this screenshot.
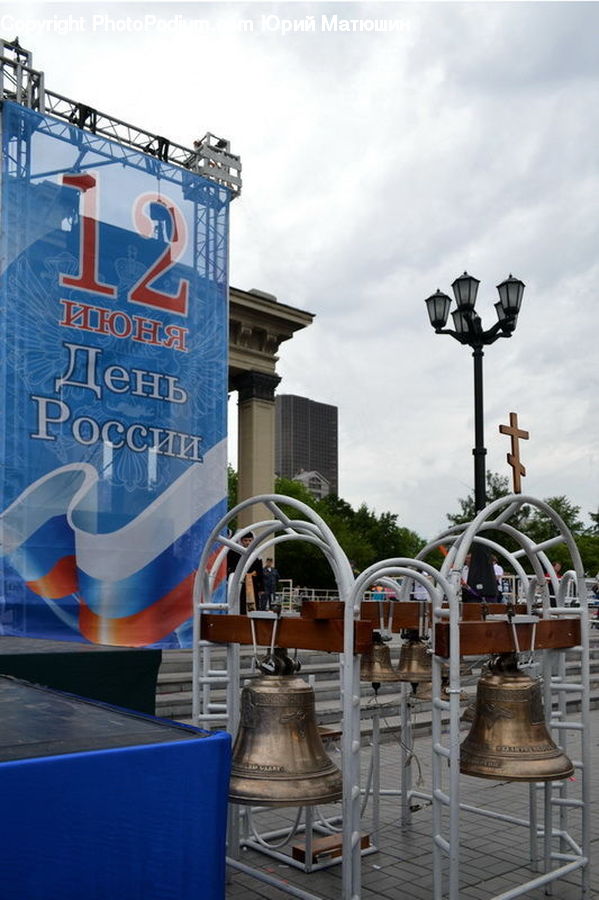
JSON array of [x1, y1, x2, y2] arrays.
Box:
[[158, 672, 599, 726], [158, 660, 349, 691], [155, 677, 418, 719], [159, 647, 343, 675], [157, 635, 599, 721], [173, 681, 599, 746]]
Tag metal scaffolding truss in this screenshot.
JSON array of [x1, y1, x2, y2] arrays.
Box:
[[190, 182, 230, 288], [193, 492, 591, 900], [0, 37, 232, 298], [0, 37, 241, 196]]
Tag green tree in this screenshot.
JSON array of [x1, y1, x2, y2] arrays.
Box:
[[446, 480, 599, 575], [227, 464, 238, 510], [575, 534, 599, 578], [222, 471, 427, 589], [274, 476, 319, 510], [445, 471, 531, 557], [446, 472, 530, 527], [526, 496, 584, 546], [588, 506, 599, 536], [272, 477, 334, 588]]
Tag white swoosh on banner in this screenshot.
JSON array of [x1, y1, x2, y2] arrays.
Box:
[[0, 439, 226, 582], [75, 440, 226, 581], [0, 463, 98, 555]]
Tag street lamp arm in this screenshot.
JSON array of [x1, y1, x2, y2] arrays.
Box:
[[433, 314, 515, 349], [433, 327, 472, 345], [479, 321, 516, 346], [432, 324, 509, 348]]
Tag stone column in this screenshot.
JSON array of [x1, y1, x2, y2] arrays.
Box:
[[233, 370, 281, 529]]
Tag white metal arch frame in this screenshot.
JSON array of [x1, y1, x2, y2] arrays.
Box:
[[191, 492, 590, 899], [414, 493, 590, 900], [192, 494, 363, 900], [350, 559, 456, 835]]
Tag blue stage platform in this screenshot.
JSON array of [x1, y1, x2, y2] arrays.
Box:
[[0, 676, 231, 900]]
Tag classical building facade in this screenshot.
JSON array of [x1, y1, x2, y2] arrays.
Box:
[[229, 287, 314, 527]]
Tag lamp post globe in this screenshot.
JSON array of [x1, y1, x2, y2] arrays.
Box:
[[451, 271, 480, 312], [424, 290, 452, 330]]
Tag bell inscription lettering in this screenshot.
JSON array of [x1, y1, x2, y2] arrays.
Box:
[[229, 673, 343, 807], [460, 653, 574, 782]]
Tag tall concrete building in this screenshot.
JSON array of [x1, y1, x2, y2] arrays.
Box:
[[275, 395, 338, 497]]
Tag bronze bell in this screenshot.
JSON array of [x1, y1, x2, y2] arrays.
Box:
[[229, 672, 343, 807], [412, 678, 466, 702], [461, 699, 476, 723], [361, 636, 402, 684], [413, 680, 433, 700], [460, 653, 574, 782], [396, 633, 432, 684]]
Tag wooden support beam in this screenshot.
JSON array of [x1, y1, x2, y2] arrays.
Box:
[[300, 600, 531, 630], [292, 832, 371, 864], [434, 618, 581, 658], [200, 614, 374, 653], [300, 600, 423, 630], [388, 604, 422, 630], [300, 601, 344, 619], [460, 603, 528, 621]]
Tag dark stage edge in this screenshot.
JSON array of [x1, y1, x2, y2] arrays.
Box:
[[0, 636, 162, 714]]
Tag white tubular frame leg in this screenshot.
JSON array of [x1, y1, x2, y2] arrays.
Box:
[[192, 494, 360, 899]]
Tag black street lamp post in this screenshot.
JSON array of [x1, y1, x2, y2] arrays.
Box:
[[425, 272, 525, 515]]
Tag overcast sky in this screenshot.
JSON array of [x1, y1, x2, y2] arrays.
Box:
[[9, 0, 599, 539]]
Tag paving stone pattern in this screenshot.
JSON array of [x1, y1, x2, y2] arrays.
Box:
[[226, 708, 598, 899]]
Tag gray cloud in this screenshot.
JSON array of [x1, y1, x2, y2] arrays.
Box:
[[14, 0, 599, 538]]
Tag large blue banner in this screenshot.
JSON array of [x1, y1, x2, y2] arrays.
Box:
[[0, 101, 229, 647]]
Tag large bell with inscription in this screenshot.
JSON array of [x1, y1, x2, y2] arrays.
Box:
[[460, 653, 574, 781], [229, 673, 343, 807], [361, 635, 402, 684], [396, 633, 432, 683]]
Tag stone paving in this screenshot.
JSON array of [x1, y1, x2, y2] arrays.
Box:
[[226, 706, 598, 899]]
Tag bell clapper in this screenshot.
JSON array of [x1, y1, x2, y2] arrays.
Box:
[[247, 608, 287, 677]]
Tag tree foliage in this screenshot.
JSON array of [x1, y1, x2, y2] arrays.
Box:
[[446, 474, 599, 576], [226, 471, 427, 588], [526, 496, 584, 545], [273, 480, 425, 588], [445, 471, 531, 556], [226, 466, 599, 586], [446, 472, 511, 526], [446, 472, 531, 532], [588, 507, 599, 536], [227, 464, 238, 510]]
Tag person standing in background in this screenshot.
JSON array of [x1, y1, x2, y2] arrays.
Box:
[[227, 531, 264, 614], [546, 561, 563, 608], [492, 555, 504, 601], [263, 557, 280, 609]]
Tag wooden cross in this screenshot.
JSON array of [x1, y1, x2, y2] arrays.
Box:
[[499, 412, 529, 493]]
